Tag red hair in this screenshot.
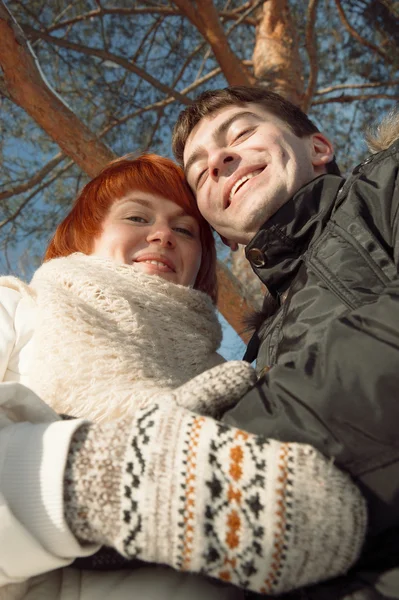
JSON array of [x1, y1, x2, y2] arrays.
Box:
[[44, 154, 217, 302]]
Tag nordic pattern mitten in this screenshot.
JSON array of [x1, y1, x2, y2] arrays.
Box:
[[64, 403, 367, 594]]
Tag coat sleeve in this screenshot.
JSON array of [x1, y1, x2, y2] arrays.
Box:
[[0, 387, 100, 586], [224, 274, 399, 538], [0, 288, 20, 382], [0, 285, 100, 585]]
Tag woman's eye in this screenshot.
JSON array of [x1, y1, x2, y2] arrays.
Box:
[[174, 227, 194, 238], [127, 216, 147, 223]]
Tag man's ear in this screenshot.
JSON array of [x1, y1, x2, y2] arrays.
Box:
[[310, 133, 335, 172], [220, 235, 239, 251]]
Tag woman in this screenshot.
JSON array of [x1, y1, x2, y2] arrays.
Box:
[[0, 154, 240, 422], [0, 155, 366, 600]]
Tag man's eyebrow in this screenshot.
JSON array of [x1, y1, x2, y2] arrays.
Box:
[[184, 111, 259, 178]]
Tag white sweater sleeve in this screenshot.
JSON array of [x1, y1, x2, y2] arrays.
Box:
[[0, 288, 20, 382], [0, 394, 100, 586], [0, 284, 100, 584]]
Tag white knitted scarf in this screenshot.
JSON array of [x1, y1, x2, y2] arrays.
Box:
[[4, 253, 224, 422]]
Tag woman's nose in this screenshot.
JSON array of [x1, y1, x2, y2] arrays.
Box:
[[147, 225, 175, 247]]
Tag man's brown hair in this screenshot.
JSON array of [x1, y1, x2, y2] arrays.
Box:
[[172, 86, 340, 175]]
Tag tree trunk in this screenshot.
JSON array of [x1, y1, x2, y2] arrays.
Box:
[[231, 246, 268, 311], [0, 2, 116, 177], [252, 0, 304, 106]]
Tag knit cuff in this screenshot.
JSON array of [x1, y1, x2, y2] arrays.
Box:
[[1, 419, 99, 560], [114, 402, 367, 594], [64, 419, 130, 545]]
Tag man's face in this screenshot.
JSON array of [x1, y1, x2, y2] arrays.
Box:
[[183, 103, 332, 245]]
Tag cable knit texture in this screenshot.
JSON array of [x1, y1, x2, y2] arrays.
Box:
[[65, 388, 367, 595], [1, 253, 248, 421]]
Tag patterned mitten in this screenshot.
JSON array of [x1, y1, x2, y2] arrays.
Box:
[[65, 399, 367, 594], [160, 360, 256, 417]]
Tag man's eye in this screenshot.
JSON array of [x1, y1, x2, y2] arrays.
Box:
[[234, 128, 252, 142], [127, 216, 146, 223], [197, 169, 208, 187]]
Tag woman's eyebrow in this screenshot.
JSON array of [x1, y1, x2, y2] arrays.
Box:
[[116, 197, 193, 219], [116, 197, 152, 209]]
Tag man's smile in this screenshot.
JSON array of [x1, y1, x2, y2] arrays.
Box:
[[225, 166, 266, 208]]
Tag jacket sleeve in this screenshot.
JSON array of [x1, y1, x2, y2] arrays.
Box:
[[0, 384, 100, 586], [0, 287, 20, 382], [224, 273, 399, 537], [0, 284, 100, 584]]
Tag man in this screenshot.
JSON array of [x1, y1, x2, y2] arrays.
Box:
[[171, 86, 399, 598]]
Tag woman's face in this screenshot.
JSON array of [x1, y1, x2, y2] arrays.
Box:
[[91, 191, 203, 287]]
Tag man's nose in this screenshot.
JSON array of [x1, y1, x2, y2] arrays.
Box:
[[208, 150, 236, 178], [147, 225, 175, 247]]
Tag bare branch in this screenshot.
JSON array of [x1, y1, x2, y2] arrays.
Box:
[[333, 0, 390, 61], [23, 25, 192, 106], [0, 1, 115, 177], [172, 0, 254, 86], [225, 0, 263, 35], [41, 6, 256, 34], [98, 66, 223, 137], [0, 152, 65, 200], [316, 79, 399, 95], [302, 0, 320, 112], [312, 92, 399, 105], [0, 158, 74, 229]]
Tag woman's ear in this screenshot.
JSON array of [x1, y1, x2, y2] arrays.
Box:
[[310, 133, 335, 171]]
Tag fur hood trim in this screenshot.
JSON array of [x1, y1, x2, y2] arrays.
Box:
[[366, 107, 399, 153]]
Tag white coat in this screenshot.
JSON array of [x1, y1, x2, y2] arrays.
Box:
[[0, 287, 242, 600]]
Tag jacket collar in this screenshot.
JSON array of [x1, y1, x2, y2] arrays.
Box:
[[245, 174, 344, 297]]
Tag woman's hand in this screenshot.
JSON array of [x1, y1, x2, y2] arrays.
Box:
[[64, 397, 367, 595]]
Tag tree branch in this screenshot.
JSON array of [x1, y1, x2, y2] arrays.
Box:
[[312, 92, 399, 105], [316, 79, 399, 95], [172, 0, 254, 86], [334, 0, 390, 61], [0, 1, 115, 177], [225, 0, 264, 35], [0, 158, 74, 229], [0, 152, 65, 200], [41, 7, 256, 34], [302, 0, 320, 112], [23, 25, 192, 106]]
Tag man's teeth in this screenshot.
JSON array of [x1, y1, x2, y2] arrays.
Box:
[[229, 169, 263, 202]]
